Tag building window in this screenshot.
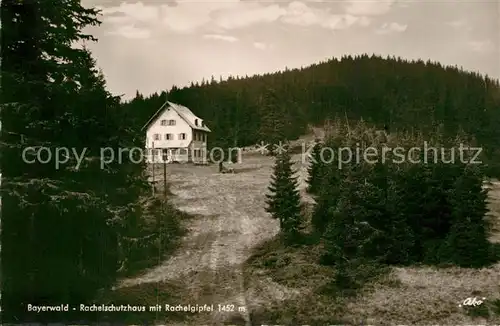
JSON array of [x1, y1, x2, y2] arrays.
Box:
[[165, 133, 173, 140], [161, 119, 167, 126], [179, 148, 187, 155], [168, 119, 176, 126], [153, 134, 160, 140], [202, 134, 206, 142], [179, 133, 186, 140], [195, 119, 198, 126], [152, 149, 158, 155]]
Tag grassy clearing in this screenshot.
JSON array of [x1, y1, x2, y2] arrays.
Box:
[[243, 181, 500, 325], [243, 235, 390, 324], [244, 236, 349, 325], [344, 262, 500, 324]]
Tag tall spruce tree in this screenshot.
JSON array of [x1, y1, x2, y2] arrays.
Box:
[[1, 0, 150, 322], [438, 164, 491, 267], [362, 162, 415, 265], [306, 142, 325, 194], [265, 149, 303, 243], [258, 88, 286, 155], [310, 136, 343, 235]]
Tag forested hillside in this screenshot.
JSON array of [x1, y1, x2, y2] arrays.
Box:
[[1, 1, 184, 323], [124, 55, 500, 173]]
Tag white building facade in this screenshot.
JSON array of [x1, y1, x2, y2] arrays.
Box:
[[143, 101, 211, 164]]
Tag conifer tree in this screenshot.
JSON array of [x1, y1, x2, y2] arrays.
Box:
[[320, 175, 381, 286], [306, 142, 325, 195], [363, 163, 415, 264], [1, 0, 151, 322], [310, 137, 343, 235], [265, 149, 303, 243], [438, 165, 491, 267], [258, 88, 286, 155]]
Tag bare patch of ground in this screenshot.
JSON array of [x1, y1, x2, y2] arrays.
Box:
[[114, 154, 300, 325]]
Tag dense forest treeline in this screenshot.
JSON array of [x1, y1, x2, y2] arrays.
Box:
[[124, 55, 500, 174], [1, 0, 183, 323]]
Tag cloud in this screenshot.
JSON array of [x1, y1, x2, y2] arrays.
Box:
[[203, 34, 239, 42], [100, 2, 159, 23], [106, 24, 151, 39], [445, 20, 473, 33], [446, 20, 466, 29], [279, 1, 322, 27], [321, 14, 371, 30], [344, 0, 395, 16], [357, 16, 371, 27], [216, 1, 372, 30], [101, 1, 237, 34], [280, 1, 371, 30], [445, 20, 473, 32], [468, 40, 495, 53], [375, 22, 407, 34], [213, 3, 286, 29], [159, 1, 234, 33], [100, 0, 372, 35], [253, 42, 270, 50], [104, 14, 132, 25], [159, 8, 211, 33]]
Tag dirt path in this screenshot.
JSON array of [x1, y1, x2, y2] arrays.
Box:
[[117, 155, 306, 324]]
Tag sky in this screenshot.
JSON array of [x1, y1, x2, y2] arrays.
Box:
[[81, 0, 500, 100]]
